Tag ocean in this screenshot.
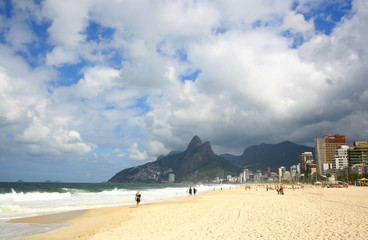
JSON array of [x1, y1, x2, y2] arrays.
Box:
[[0, 182, 235, 239]]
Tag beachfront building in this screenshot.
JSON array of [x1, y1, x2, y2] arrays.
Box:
[[243, 169, 250, 182], [278, 166, 285, 182], [227, 175, 239, 183], [254, 170, 262, 182], [269, 172, 278, 181], [332, 145, 349, 170], [300, 152, 313, 176], [306, 161, 316, 179], [351, 164, 368, 175], [348, 141, 368, 166], [282, 171, 291, 181], [315, 134, 346, 176], [238, 169, 252, 183], [290, 164, 300, 182], [168, 173, 175, 182]]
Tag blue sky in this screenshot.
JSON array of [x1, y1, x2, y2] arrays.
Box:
[[1, 0, 367, 182]]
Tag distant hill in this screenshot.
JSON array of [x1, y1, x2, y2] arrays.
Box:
[[109, 136, 243, 183], [221, 141, 314, 171]]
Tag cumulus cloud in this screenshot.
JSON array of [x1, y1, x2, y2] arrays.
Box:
[[283, 10, 314, 32], [128, 143, 148, 161], [282, 10, 315, 44], [1, 0, 368, 181], [42, 0, 91, 48], [46, 46, 80, 66], [0, 46, 96, 159]]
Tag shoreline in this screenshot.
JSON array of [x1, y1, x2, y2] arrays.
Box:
[[9, 210, 86, 224], [2, 182, 236, 239], [11, 185, 368, 239], [12, 186, 231, 240], [13, 205, 135, 240]]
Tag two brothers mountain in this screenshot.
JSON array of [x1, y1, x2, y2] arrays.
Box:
[[109, 136, 314, 183]]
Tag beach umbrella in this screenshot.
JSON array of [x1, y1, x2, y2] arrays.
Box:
[[360, 178, 368, 181]]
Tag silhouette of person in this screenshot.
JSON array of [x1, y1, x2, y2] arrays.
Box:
[[135, 191, 141, 207]]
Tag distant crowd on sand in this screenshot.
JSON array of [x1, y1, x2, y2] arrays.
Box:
[[244, 184, 307, 195]]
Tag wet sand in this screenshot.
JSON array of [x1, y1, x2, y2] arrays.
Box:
[[10, 210, 86, 224], [14, 185, 368, 240]]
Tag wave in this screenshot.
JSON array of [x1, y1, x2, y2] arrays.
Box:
[[0, 183, 235, 219], [0, 183, 236, 240]]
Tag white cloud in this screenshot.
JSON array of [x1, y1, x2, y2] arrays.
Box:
[[0, 46, 96, 157], [1, 0, 42, 52], [42, 0, 91, 48], [53, 128, 96, 155], [282, 10, 315, 39], [147, 140, 168, 156], [1, 0, 368, 182], [46, 46, 80, 66], [128, 142, 148, 161], [130, 0, 368, 153], [112, 148, 126, 158], [72, 66, 120, 99]]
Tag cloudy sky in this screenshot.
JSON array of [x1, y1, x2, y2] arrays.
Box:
[[1, 0, 367, 182]]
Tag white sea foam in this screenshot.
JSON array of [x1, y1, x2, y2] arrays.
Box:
[[0, 184, 236, 239]]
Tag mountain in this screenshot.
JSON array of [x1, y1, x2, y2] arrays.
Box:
[[108, 136, 243, 183], [221, 141, 314, 171]]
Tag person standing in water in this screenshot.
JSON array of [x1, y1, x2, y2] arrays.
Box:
[[135, 191, 141, 207]]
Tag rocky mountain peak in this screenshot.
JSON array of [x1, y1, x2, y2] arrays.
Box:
[[201, 141, 215, 155], [186, 135, 202, 151], [108, 135, 243, 183]]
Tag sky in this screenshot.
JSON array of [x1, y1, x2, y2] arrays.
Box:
[[0, 0, 367, 182]]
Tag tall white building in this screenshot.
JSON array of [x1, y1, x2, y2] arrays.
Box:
[[243, 169, 249, 183], [332, 145, 349, 170], [168, 173, 175, 182], [255, 170, 262, 182], [278, 166, 285, 182], [290, 164, 300, 182]]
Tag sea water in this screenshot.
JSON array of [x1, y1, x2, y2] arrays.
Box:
[[0, 182, 235, 239]]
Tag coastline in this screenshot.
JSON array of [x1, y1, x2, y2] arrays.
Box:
[[12, 185, 368, 240], [9, 210, 86, 224], [10, 205, 135, 240]]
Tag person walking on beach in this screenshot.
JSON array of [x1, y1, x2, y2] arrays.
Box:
[[193, 187, 197, 195], [135, 191, 141, 207], [280, 186, 284, 195], [189, 187, 192, 195]]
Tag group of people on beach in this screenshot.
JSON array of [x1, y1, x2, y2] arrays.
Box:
[[188, 187, 197, 195], [264, 185, 285, 195], [276, 185, 284, 195], [135, 187, 198, 207]]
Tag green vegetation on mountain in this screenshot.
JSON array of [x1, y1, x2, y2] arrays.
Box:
[[109, 136, 243, 183]]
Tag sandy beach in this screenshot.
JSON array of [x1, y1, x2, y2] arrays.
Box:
[[12, 185, 368, 240]]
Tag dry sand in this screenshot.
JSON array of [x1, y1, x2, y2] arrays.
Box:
[[14, 185, 368, 240]]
